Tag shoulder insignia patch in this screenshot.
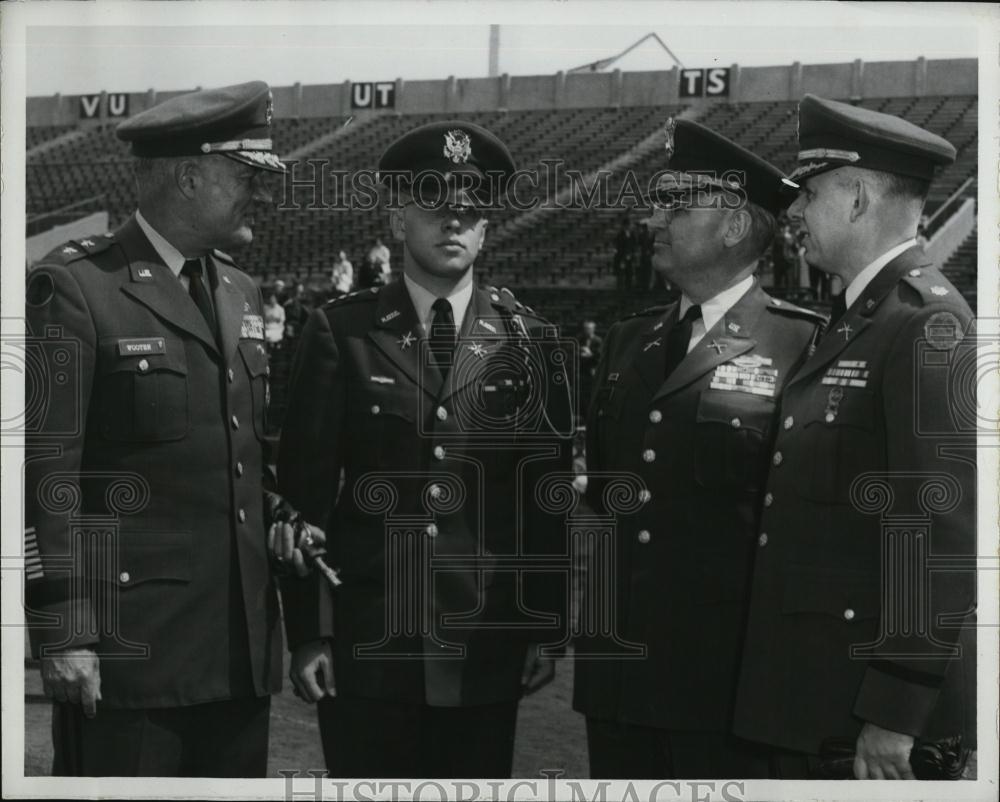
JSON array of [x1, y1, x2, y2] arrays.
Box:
[[924, 311, 965, 351]]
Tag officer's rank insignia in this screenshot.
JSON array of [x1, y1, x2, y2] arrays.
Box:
[[380, 310, 401, 323], [443, 129, 472, 163], [398, 331, 416, 349], [240, 314, 264, 339], [821, 359, 869, 387], [61, 246, 77, 255], [824, 386, 844, 422], [468, 342, 488, 359], [80, 239, 95, 248], [478, 319, 497, 334], [924, 311, 964, 351], [710, 355, 777, 396]]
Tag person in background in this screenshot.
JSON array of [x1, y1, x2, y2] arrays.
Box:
[[576, 319, 603, 420], [331, 250, 354, 296], [283, 283, 311, 341], [264, 290, 286, 348], [367, 236, 392, 281], [636, 222, 655, 292], [612, 217, 637, 290]]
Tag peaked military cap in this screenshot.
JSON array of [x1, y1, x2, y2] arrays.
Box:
[[116, 81, 285, 172], [789, 94, 956, 182], [378, 120, 516, 205], [652, 118, 799, 216]]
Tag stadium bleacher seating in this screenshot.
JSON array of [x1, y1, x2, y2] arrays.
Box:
[[26, 94, 978, 315]]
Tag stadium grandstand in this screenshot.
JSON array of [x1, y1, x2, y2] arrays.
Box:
[[25, 57, 979, 430]]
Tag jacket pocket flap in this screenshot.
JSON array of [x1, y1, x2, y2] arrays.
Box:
[[781, 567, 880, 619], [115, 530, 192, 586], [238, 340, 270, 377], [99, 338, 187, 376], [696, 389, 775, 434]]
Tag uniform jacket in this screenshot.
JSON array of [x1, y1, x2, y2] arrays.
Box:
[[24, 215, 283, 708], [574, 280, 824, 732], [733, 246, 977, 754], [277, 279, 574, 707]]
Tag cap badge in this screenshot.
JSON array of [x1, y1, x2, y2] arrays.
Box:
[[265, 91, 274, 126], [443, 129, 472, 164]]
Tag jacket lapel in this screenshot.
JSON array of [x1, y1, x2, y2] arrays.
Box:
[[366, 280, 441, 398], [790, 246, 929, 387], [633, 306, 675, 394], [210, 256, 246, 366], [652, 282, 763, 402], [116, 216, 220, 356]]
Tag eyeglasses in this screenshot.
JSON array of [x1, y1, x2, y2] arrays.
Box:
[[401, 200, 486, 225]]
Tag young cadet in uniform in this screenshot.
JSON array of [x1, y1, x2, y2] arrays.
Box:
[[275, 121, 574, 778], [733, 95, 976, 780], [23, 82, 303, 776], [574, 120, 825, 779]]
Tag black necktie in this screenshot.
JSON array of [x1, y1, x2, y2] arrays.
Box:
[[181, 258, 217, 339], [663, 304, 702, 378], [430, 298, 456, 377], [830, 292, 847, 325]]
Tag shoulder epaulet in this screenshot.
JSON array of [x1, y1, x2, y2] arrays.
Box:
[[766, 296, 827, 324], [212, 249, 239, 268], [42, 232, 116, 265], [623, 305, 669, 321], [322, 286, 381, 309], [899, 265, 958, 306]]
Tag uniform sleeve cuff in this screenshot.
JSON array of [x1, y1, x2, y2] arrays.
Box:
[[854, 664, 941, 737], [27, 598, 98, 658]]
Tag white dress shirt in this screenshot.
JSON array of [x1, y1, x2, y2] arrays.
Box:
[[403, 273, 474, 335], [845, 238, 917, 309], [678, 273, 755, 353], [135, 209, 194, 286]]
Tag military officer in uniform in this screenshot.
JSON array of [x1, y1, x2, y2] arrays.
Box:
[[733, 95, 976, 780], [574, 119, 825, 778], [24, 81, 297, 776], [275, 121, 574, 778]]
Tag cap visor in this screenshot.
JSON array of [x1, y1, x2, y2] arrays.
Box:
[[225, 151, 286, 173]]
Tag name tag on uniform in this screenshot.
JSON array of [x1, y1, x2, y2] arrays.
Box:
[[821, 359, 869, 388], [117, 337, 165, 356], [240, 314, 264, 340], [370, 375, 396, 385], [710, 357, 778, 397]]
